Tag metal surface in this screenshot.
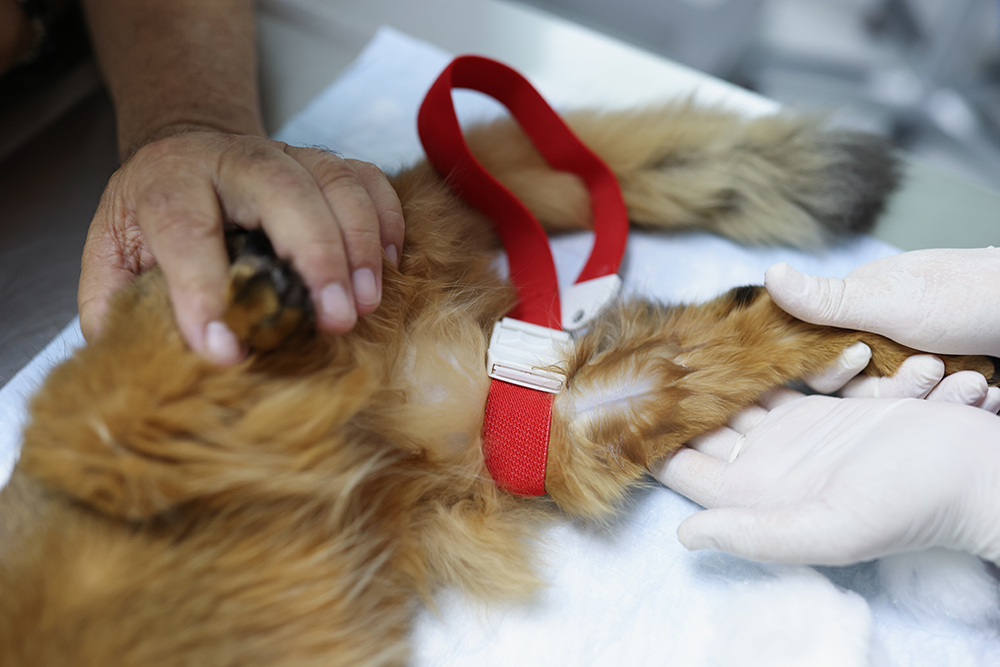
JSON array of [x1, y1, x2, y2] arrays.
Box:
[[0, 92, 118, 387]]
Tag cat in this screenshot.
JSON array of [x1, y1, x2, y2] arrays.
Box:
[[1, 103, 995, 666]]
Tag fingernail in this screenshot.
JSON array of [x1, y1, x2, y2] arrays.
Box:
[[385, 244, 399, 268], [907, 355, 945, 390], [204, 321, 242, 364], [957, 373, 988, 405], [320, 282, 356, 327], [352, 268, 379, 307], [842, 341, 872, 368], [680, 532, 718, 552], [982, 387, 1000, 413], [778, 263, 809, 297]]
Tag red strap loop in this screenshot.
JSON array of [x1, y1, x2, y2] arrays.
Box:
[[417, 56, 629, 496], [417, 55, 628, 329]]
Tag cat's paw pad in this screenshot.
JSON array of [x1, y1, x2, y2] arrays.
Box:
[[223, 229, 314, 351]]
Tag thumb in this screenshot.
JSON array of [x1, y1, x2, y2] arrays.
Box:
[[678, 507, 849, 564], [764, 262, 912, 336], [766, 263, 929, 343], [764, 262, 850, 326], [78, 243, 138, 343]]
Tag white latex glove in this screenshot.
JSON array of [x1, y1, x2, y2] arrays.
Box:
[[654, 389, 1000, 566], [804, 343, 1000, 413], [766, 248, 1000, 411]]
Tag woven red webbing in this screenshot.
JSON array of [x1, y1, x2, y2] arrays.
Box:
[[482, 379, 553, 496], [417, 55, 627, 329]]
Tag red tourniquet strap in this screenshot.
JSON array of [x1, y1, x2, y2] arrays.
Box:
[[418, 55, 628, 328], [482, 380, 553, 496], [417, 55, 628, 496]]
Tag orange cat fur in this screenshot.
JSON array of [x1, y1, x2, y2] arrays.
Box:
[[1, 104, 996, 665]]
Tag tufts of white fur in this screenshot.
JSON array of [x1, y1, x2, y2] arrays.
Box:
[[397, 317, 492, 458], [560, 374, 659, 428]]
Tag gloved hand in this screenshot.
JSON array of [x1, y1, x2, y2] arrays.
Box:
[[653, 389, 1000, 566], [804, 343, 1000, 412], [766, 248, 1000, 412]]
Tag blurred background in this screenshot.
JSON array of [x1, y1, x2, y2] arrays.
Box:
[[521, 0, 1000, 192]]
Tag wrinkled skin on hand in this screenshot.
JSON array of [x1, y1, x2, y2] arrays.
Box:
[[78, 130, 404, 363]]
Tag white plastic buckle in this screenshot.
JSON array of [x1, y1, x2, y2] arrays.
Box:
[[560, 274, 623, 331], [487, 275, 622, 393], [487, 318, 571, 393]]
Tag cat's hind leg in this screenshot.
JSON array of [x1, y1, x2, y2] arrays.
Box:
[[544, 287, 998, 519]]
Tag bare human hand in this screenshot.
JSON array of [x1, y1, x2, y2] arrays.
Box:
[[78, 129, 404, 363]]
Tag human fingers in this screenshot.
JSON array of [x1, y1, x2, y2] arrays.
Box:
[[345, 158, 405, 268], [678, 506, 862, 565], [756, 386, 808, 410], [728, 404, 770, 434], [722, 390, 807, 462], [78, 252, 134, 343], [216, 145, 360, 332], [284, 148, 387, 320], [78, 194, 146, 342], [678, 508, 790, 560], [651, 447, 728, 508], [978, 387, 1000, 414], [838, 354, 944, 399], [764, 262, 921, 341], [925, 371, 990, 408], [768, 251, 1000, 357], [685, 396, 791, 463], [127, 148, 242, 364], [687, 427, 742, 461], [802, 342, 871, 394], [688, 390, 803, 463]]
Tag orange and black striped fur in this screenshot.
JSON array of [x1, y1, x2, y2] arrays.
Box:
[[2, 105, 996, 665]]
